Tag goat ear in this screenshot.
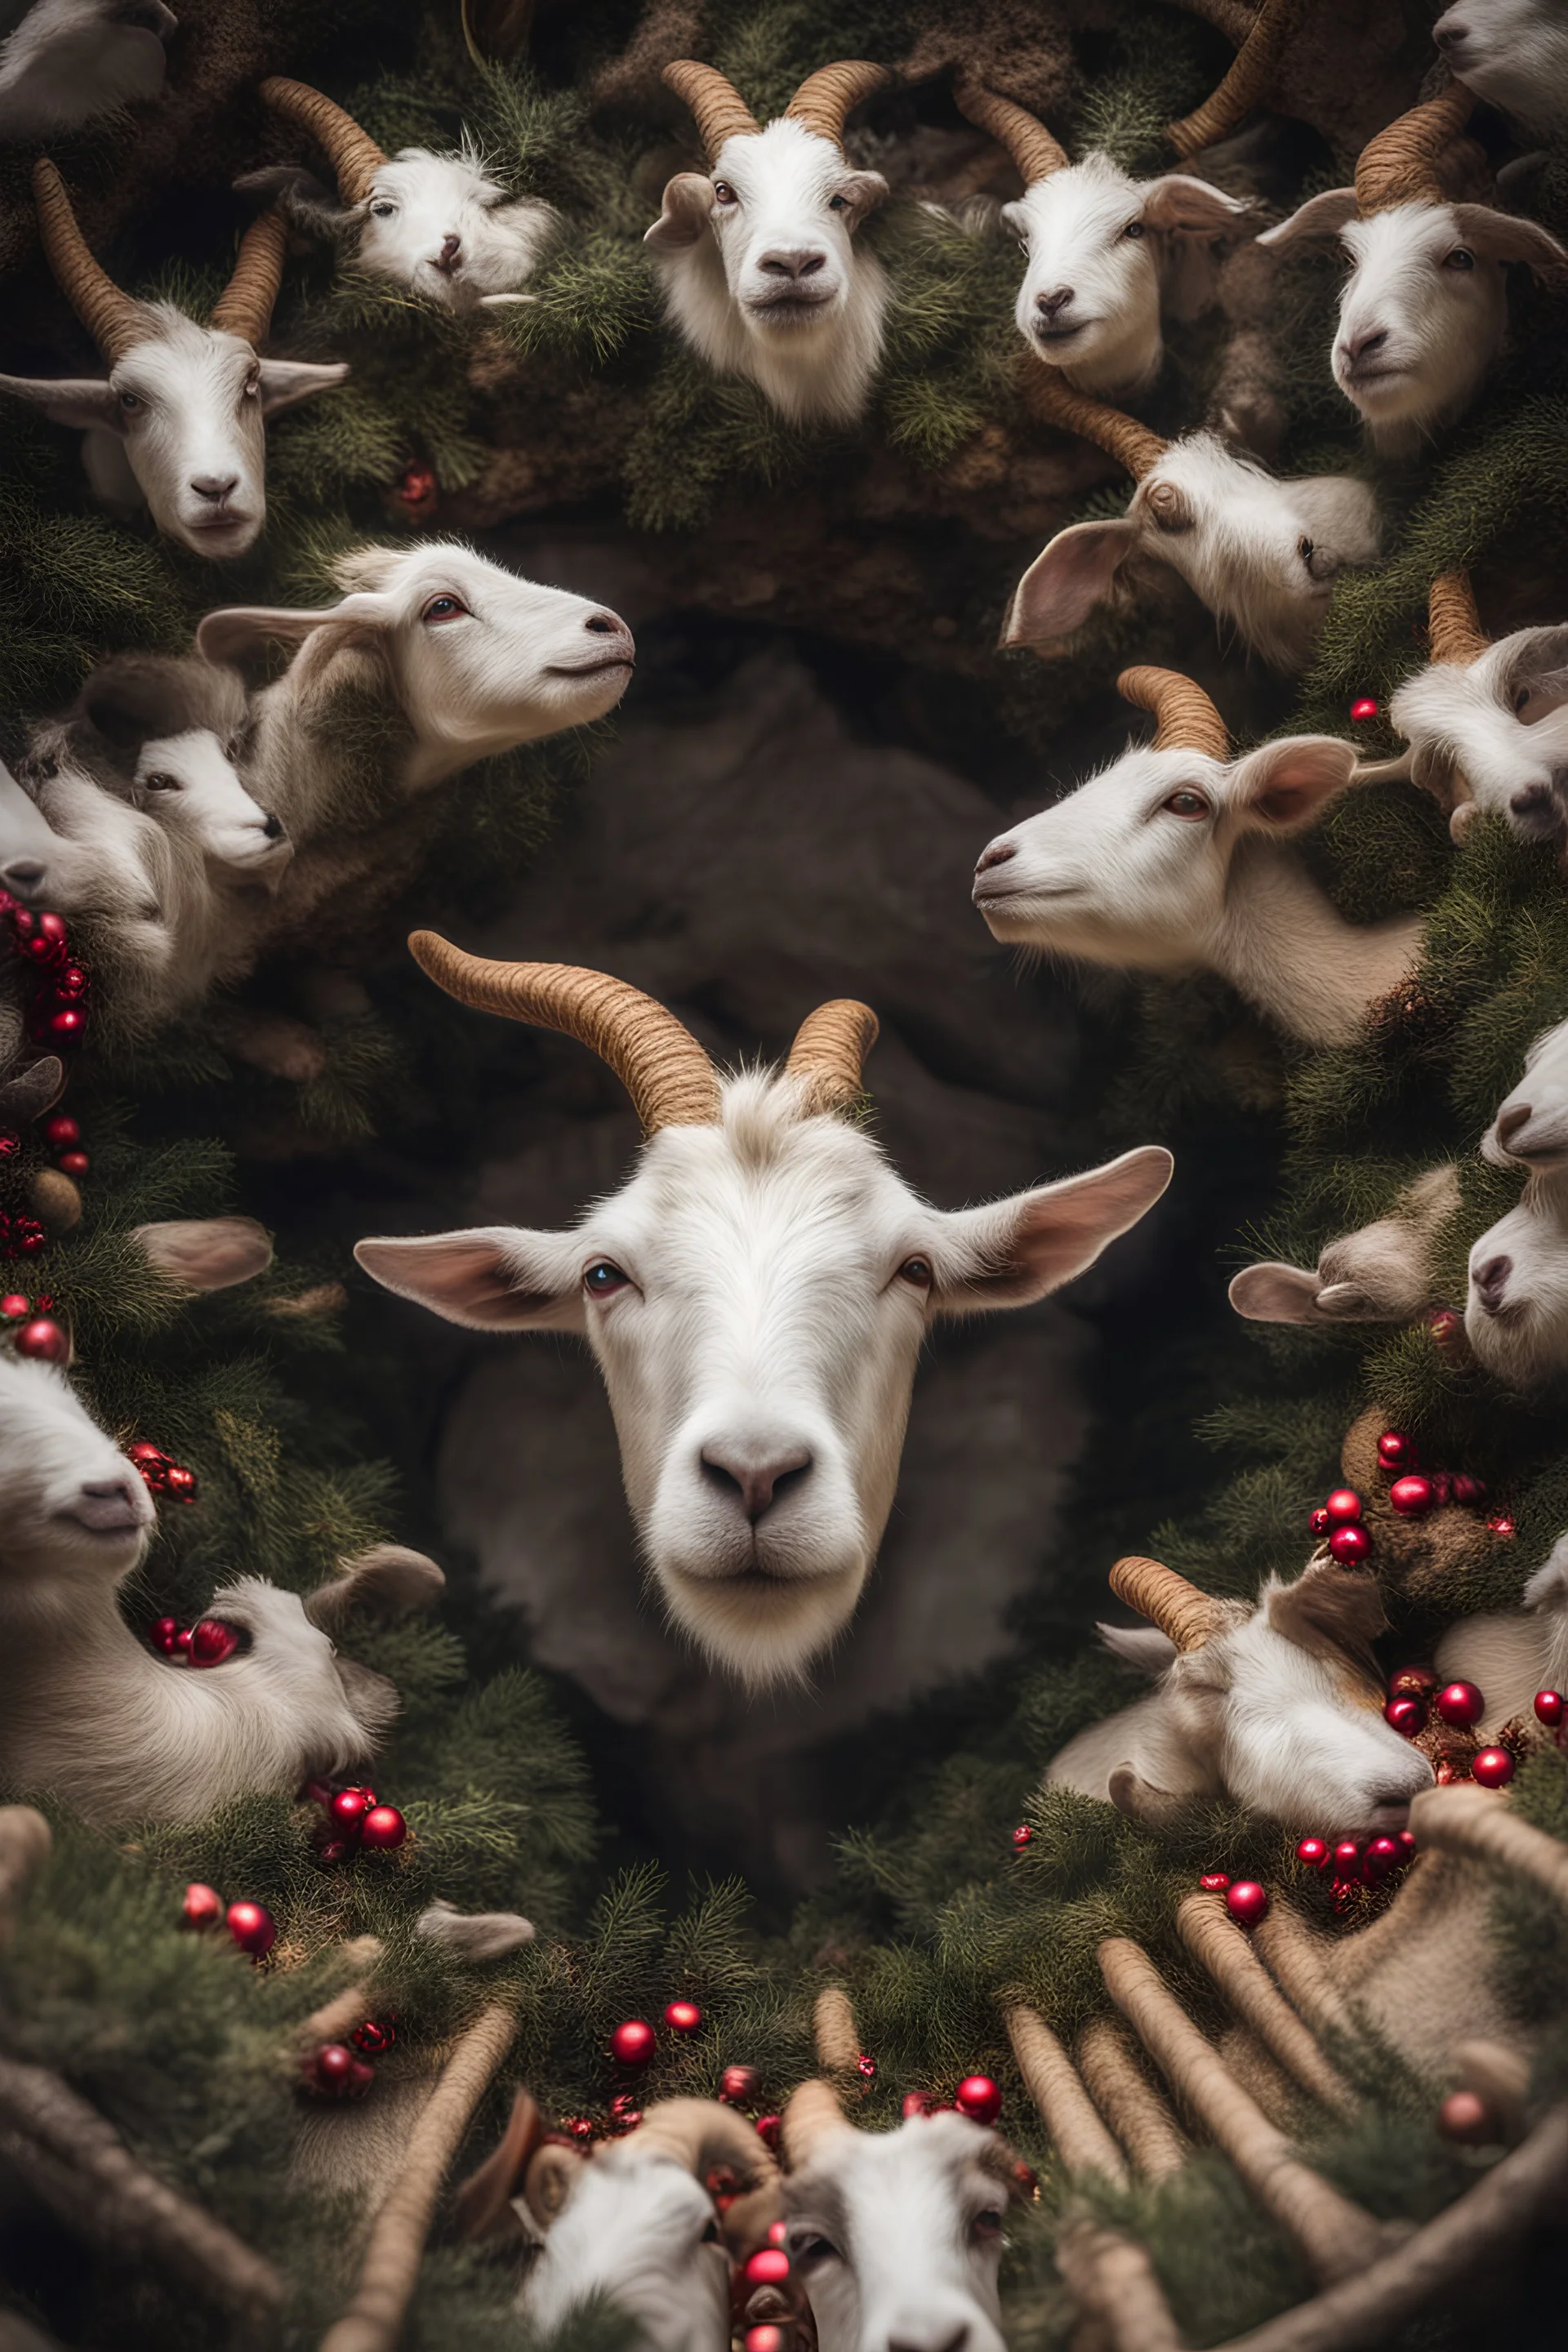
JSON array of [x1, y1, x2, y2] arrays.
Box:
[[1000, 198, 1030, 238], [1449, 203, 1568, 272], [1228, 736, 1357, 832], [1263, 1561, 1385, 1676], [1138, 175, 1252, 234], [354, 1227, 586, 1332], [1107, 1762, 1190, 1827], [133, 1216, 274, 1292], [1098, 1622, 1178, 1674], [1256, 189, 1358, 249], [1227, 1261, 1326, 1323], [0, 374, 124, 434], [837, 169, 889, 230], [195, 591, 390, 666], [645, 172, 717, 250], [256, 359, 350, 418], [932, 1145, 1172, 1314], [1001, 519, 1140, 650]]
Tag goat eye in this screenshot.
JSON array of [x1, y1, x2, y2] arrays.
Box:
[[584, 1260, 630, 1296], [1162, 789, 1209, 818], [898, 1255, 933, 1289], [118, 390, 141, 412], [794, 2235, 840, 2269], [1123, 219, 1145, 238], [370, 201, 397, 217], [1516, 687, 1533, 715], [144, 773, 180, 793], [421, 595, 469, 624], [973, 2207, 1005, 2240], [242, 371, 261, 399], [1445, 246, 1475, 270], [1298, 534, 1316, 567], [828, 193, 848, 211], [712, 180, 737, 204]]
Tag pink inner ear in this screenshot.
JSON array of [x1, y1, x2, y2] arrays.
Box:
[[1253, 782, 1311, 822]]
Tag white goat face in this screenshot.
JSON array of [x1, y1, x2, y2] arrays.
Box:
[[1389, 626, 1568, 842], [131, 728, 288, 875], [357, 149, 555, 308], [784, 2113, 1009, 2352], [1434, 1, 1568, 131], [1485, 1018, 1568, 1171], [1004, 157, 1247, 394], [355, 1076, 1171, 1686], [1467, 1180, 1568, 1388], [0, 1354, 154, 1587], [522, 2151, 729, 2350], [973, 735, 1358, 970], [0, 758, 61, 903]]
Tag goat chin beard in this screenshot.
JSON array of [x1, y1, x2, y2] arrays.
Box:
[[657, 1556, 869, 1687]]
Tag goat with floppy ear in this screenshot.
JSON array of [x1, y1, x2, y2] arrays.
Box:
[[645, 58, 893, 426], [0, 161, 346, 557], [1228, 1165, 1460, 1330], [1258, 82, 1566, 453], [354, 930, 1173, 1688], [973, 667, 1419, 1045]]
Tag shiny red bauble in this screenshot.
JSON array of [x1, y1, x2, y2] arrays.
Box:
[[755, 2113, 782, 2150], [225, 1899, 275, 1957], [1376, 1430, 1415, 1472], [1328, 1524, 1371, 1566], [330, 1787, 376, 1830], [188, 1618, 240, 1668], [1437, 2088, 1495, 2145], [1388, 1475, 1434, 1517], [42, 1116, 78, 1148], [1535, 1690, 1566, 1728], [1450, 1473, 1486, 1505], [0, 1294, 28, 1319], [746, 2330, 786, 2352], [56, 1150, 87, 1177], [150, 1615, 182, 1655], [313, 2042, 357, 2094], [720, 2064, 759, 2105], [1334, 1839, 1362, 1876], [1012, 1824, 1033, 1849], [1389, 1665, 1437, 1699], [663, 1999, 702, 2034], [1295, 1837, 1330, 1869], [1383, 1696, 1425, 1737], [1471, 1747, 1515, 1788], [1350, 697, 1379, 722], [359, 1804, 408, 1851], [955, 2074, 1002, 2126], [1397, 1829, 1417, 1859], [1198, 1871, 1231, 1892], [1362, 1836, 1401, 1882], [182, 1882, 222, 1927], [1435, 1681, 1484, 1729], [1487, 1512, 1516, 1538], [1324, 1489, 1362, 1524], [1225, 1881, 1268, 1927], [14, 1317, 69, 1364], [746, 2249, 791, 2287], [1309, 1508, 1331, 1537], [609, 2019, 656, 2067]]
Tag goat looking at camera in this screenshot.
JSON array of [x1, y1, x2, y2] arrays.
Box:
[[0, 161, 345, 556], [1259, 82, 1566, 455], [354, 932, 1173, 1686], [645, 58, 893, 427]]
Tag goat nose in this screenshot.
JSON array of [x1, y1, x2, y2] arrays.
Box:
[[1036, 286, 1075, 318], [1433, 18, 1466, 47], [1342, 328, 1387, 363], [74, 1477, 147, 1532], [1496, 1104, 1533, 1148], [190, 474, 239, 505], [760, 247, 827, 278], [700, 1442, 813, 1523], [974, 840, 1016, 875], [261, 813, 284, 840], [584, 612, 623, 635], [1510, 782, 1560, 831], [1474, 1254, 1512, 1312], [437, 234, 461, 270], [2, 859, 46, 894]]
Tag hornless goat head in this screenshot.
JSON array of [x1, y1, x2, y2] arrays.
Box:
[[355, 933, 1173, 1686], [1228, 1165, 1459, 1330], [0, 161, 345, 556], [1049, 1553, 1434, 1835], [1463, 1017, 1568, 1388], [0, 0, 176, 143], [243, 78, 557, 311], [1259, 82, 1566, 452], [645, 59, 893, 426], [1433, 1, 1568, 136]]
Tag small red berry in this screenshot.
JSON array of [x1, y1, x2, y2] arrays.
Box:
[[1324, 1489, 1362, 1524], [663, 1999, 702, 2034], [746, 2249, 791, 2287], [1334, 1838, 1362, 1875], [1472, 1747, 1514, 1788], [1328, 1523, 1372, 1566], [1350, 697, 1379, 722], [1534, 1690, 1565, 1728], [1389, 1474, 1435, 1517], [225, 1900, 275, 1958], [609, 2020, 656, 2067], [1434, 1681, 1483, 1729], [1225, 1881, 1268, 1927], [1309, 1507, 1331, 1537], [1376, 1430, 1415, 1472], [1362, 1835, 1400, 1882], [1011, 1823, 1033, 1849], [1295, 1837, 1330, 1869], [720, 2064, 759, 2105], [1383, 1695, 1425, 1737], [1198, 1871, 1231, 1892], [954, 2074, 1002, 2126], [181, 1882, 222, 1927], [329, 1787, 375, 1831], [359, 1803, 407, 1851]]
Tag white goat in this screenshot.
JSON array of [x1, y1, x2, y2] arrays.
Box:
[[1361, 572, 1568, 846], [1465, 1016, 1568, 1388], [952, 74, 1250, 398], [1259, 82, 1566, 454], [0, 0, 173, 141], [972, 666, 1419, 1047], [242, 78, 557, 312], [645, 59, 892, 427], [354, 933, 1173, 1687], [1434, 1, 1568, 136], [0, 756, 60, 903], [1228, 1166, 1460, 1329], [0, 162, 345, 557], [1005, 372, 1381, 673], [782, 2080, 1022, 2352], [1049, 1552, 1433, 1835]]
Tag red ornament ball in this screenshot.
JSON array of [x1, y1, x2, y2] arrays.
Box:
[[1324, 1488, 1363, 1524], [175, 1625, 192, 1651], [56, 1150, 87, 1178], [1334, 1839, 1362, 1876], [1362, 1835, 1401, 1882], [163, 1463, 198, 1502], [0, 1294, 29, 1319], [352, 2019, 396, 2055], [1389, 1665, 1437, 1699], [902, 2091, 936, 2118], [1450, 1473, 1486, 1506], [1383, 1695, 1425, 1737], [755, 2113, 782, 2151], [312, 2042, 358, 2096], [1376, 1430, 1416, 1472], [746, 2249, 791, 2287], [1472, 1747, 1515, 1788], [1295, 1837, 1330, 1869], [1388, 1475, 1434, 1517], [359, 1803, 408, 1851], [746, 2331, 786, 2352], [15, 1317, 69, 1364], [225, 1899, 275, 1958], [1309, 1507, 1331, 1537], [955, 2074, 1002, 2127], [1435, 1681, 1484, 1729], [188, 1618, 240, 1668], [1397, 1829, 1417, 1859], [610, 2019, 656, 2068], [1534, 1689, 1566, 1728], [47, 1009, 85, 1040], [330, 1787, 375, 1831], [1328, 1523, 1372, 1566], [1011, 1824, 1033, 1849], [720, 2064, 759, 2105], [42, 1116, 78, 1148], [1225, 1881, 1268, 1927], [1350, 697, 1379, 722], [1437, 2088, 1496, 2145], [182, 1882, 222, 1927], [1198, 1871, 1232, 1892], [856, 2053, 876, 2081], [150, 1615, 182, 1656], [663, 1998, 702, 2035], [1486, 1512, 1516, 1537]]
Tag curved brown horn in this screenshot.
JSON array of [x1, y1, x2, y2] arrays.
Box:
[[952, 71, 1067, 185], [1107, 1554, 1231, 1652], [209, 211, 287, 345], [32, 159, 150, 363], [408, 931, 721, 1135], [813, 1984, 862, 2074], [785, 60, 891, 151], [1017, 356, 1169, 481], [1355, 81, 1474, 215], [662, 60, 761, 161], [259, 77, 388, 207], [1428, 571, 1490, 666], [786, 1000, 878, 1116], [782, 2078, 854, 2167], [1169, 0, 1307, 159], [1117, 667, 1231, 760], [630, 2098, 781, 2185]]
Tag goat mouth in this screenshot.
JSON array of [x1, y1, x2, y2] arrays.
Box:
[[56, 1507, 145, 1539], [547, 656, 635, 679], [747, 291, 834, 321], [1033, 323, 1089, 346], [972, 878, 1078, 908]]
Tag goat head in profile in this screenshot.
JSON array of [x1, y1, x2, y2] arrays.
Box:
[[1228, 1165, 1459, 1329]]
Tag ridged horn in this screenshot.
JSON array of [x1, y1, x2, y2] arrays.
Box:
[[952, 71, 1067, 185], [785, 60, 891, 152], [1117, 667, 1231, 760], [32, 159, 151, 363], [209, 211, 287, 345], [1428, 571, 1490, 666], [630, 2098, 781, 2185], [1017, 356, 1169, 481], [813, 1984, 861, 2075], [1169, 0, 1305, 158], [782, 2078, 854, 2166], [1107, 1554, 1231, 1652], [662, 60, 761, 160], [259, 78, 388, 207], [408, 931, 721, 1135], [1355, 80, 1474, 215], [786, 1000, 878, 1116]]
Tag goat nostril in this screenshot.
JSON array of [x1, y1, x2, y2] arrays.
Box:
[[584, 612, 621, 635], [262, 813, 284, 839], [1511, 783, 1557, 819], [1036, 286, 1074, 318], [1497, 1104, 1532, 1145], [700, 1446, 813, 1524], [1475, 1254, 1513, 1311], [799, 252, 826, 276], [974, 840, 1016, 875]]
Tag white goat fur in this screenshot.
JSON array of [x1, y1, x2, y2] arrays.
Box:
[[357, 145, 556, 310], [522, 2147, 731, 2350], [972, 726, 1420, 1045], [356, 1071, 1171, 1686], [1433, 2, 1568, 135], [1228, 1165, 1460, 1328], [646, 117, 889, 426], [1437, 1530, 1568, 1734], [0, 0, 172, 140], [783, 2109, 1010, 2352], [1383, 621, 1568, 844], [1003, 433, 1383, 673], [1466, 1016, 1568, 1388], [1004, 154, 1249, 396]]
